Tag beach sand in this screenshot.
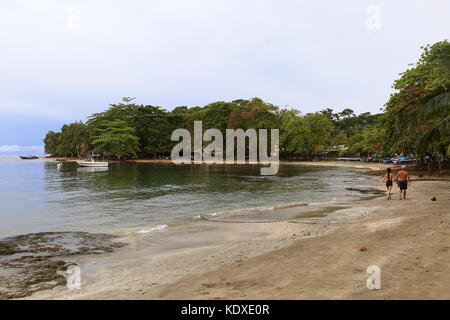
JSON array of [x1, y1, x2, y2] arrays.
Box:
[[23, 163, 450, 300], [159, 179, 450, 300]]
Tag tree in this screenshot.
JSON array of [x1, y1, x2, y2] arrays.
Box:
[[69, 122, 91, 157], [348, 125, 386, 157], [43, 131, 61, 155], [383, 40, 450, 164], [91, 120, 140, 159], [281, 112, 333, 159], [228, 98, 280, 130], [88, 99, 175, 158]]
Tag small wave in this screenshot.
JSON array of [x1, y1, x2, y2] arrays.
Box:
[[309, 197, 337, 206], [136, 224, 168, 234], [208, 205, 275, 217], [273, 202, 307, 209]]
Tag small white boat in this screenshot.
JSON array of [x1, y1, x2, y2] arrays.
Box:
[[77, 159, 109, 167]]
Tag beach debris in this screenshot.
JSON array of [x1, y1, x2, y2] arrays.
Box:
[[431, 196, 437, 201], [359, 247, 368, 252]]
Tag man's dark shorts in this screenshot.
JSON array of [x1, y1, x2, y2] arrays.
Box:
[[398, 180, 408, 190]]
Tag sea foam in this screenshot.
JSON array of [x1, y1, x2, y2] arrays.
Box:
[[136, 224, 168, 234]]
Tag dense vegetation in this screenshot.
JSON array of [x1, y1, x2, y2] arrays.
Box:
[[44, 40, 450, 167]]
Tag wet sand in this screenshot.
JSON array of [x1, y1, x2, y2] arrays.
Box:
[[21, 164, 450, 300]]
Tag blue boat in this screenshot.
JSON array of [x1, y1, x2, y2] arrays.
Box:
[[392, 157, 413, 164]]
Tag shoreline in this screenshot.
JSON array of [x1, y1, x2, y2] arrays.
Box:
[[40, 156, 393, 170], [39, 157, 450, 181], [17, 167, 449, 299]]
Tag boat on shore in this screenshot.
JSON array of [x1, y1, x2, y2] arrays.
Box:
[[392, 156, 414, 165], [382, 156, 414, 165], [20, 155, 39, 160], [77, 159, 109, 167]]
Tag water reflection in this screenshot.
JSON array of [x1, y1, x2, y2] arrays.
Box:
[[77, 167, 109, 173], [0, 161, 373, 238]]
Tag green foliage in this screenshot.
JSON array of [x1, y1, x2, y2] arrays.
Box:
[[91, 120, 140, 159], [281, 112, 333, 157], [43, 97, 380, 160], [43, 122, 90, 157], [348, 125, 386, 156], [382, 40, 450, 158], [87, 100, 179, 157], [43, 131, 61, 155]]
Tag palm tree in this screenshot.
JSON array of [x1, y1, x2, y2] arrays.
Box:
[[412, 54, 450, 153], [416, 92, 450, 150]]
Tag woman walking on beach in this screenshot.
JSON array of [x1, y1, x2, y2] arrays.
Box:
[[383, 168, 394, 200]]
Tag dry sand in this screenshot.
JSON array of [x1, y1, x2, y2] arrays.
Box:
[[23, 163, 450, 300]]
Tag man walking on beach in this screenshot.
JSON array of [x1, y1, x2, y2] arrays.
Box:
[[396, 166, 411, 200]]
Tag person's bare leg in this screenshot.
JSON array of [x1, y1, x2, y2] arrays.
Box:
[[399, 188, 402, 200]]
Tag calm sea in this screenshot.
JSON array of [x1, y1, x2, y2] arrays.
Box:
[[0, 157, 377, 238]]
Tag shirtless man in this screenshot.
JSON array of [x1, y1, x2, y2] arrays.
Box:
[[396, 166, 411, 200]]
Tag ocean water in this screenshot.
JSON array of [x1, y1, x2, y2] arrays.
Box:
[[0, 157, 377, 238]]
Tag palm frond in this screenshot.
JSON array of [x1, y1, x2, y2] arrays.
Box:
[[417, 115, 450, 152], [417, 92, 450, 123]]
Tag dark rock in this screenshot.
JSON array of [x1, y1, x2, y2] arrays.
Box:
[[0, 231, 125, 299]]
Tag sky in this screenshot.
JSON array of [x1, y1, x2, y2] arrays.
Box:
[[1, 0, 449, 153]]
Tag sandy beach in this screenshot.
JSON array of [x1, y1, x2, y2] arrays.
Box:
[[161, 179, 450, 300], [17, 162, 449, 300]]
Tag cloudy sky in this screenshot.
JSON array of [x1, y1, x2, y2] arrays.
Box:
[[1, 0, 449, 153]]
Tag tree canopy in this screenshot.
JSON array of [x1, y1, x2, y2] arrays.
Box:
[[44, 40, 450, 167]]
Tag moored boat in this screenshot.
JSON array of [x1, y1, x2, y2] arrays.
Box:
[[20, 155, 39, 160], [77, 160, 109, 167]]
